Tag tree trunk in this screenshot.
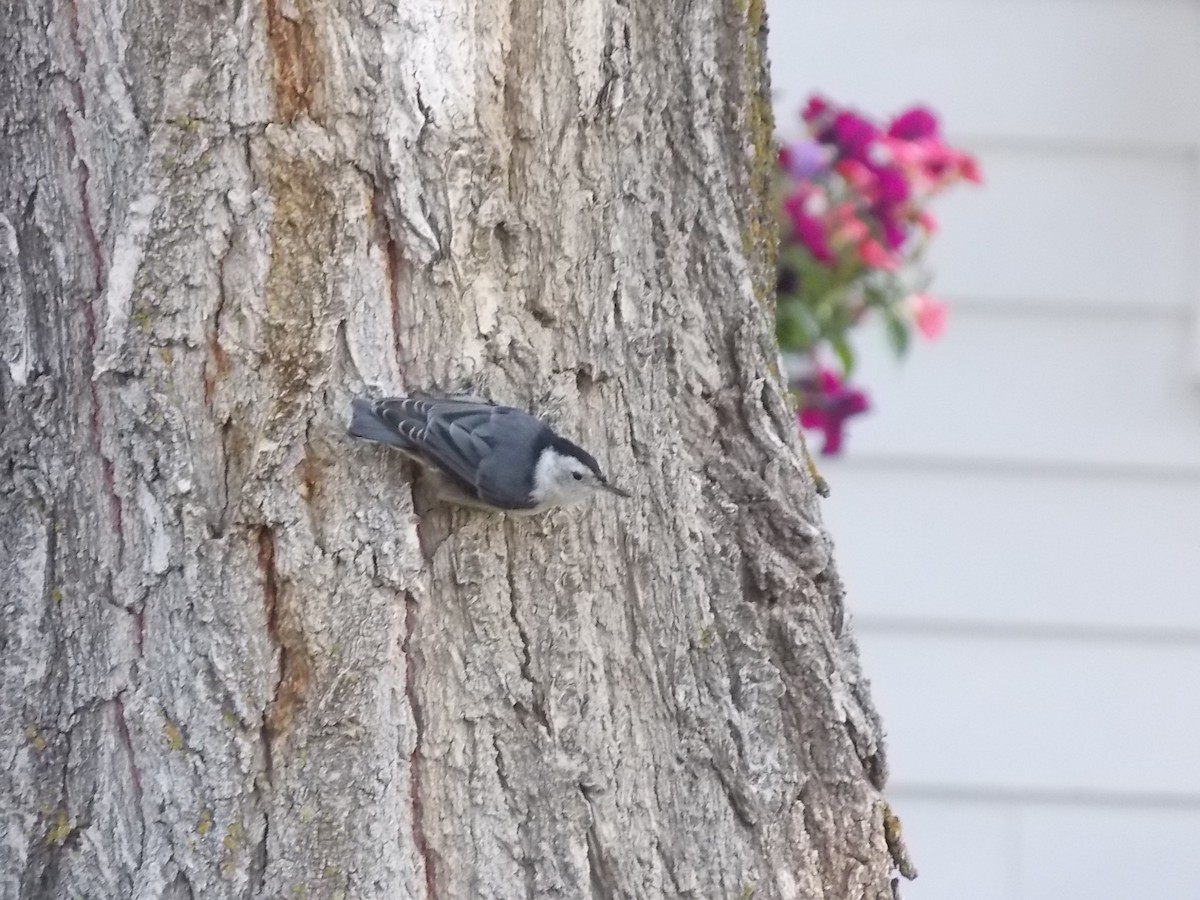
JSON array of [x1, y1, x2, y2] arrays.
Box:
[[0, 0, 903, 897]]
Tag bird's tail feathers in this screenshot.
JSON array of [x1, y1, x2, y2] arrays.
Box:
[[347, 397, 411, 449]]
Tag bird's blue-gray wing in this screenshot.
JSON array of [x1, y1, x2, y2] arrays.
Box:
[[372, 398, 536, 508]]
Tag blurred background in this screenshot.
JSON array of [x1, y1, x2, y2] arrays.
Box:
[[768, 2, 1200, 898]]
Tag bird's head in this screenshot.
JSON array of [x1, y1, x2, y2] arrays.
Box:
[[532, 439, 631, 509]]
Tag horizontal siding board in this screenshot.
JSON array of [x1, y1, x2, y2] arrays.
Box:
[[819, 466, 1200, 630], [881, 799, 1017, 900], [927, 147, 1195, 309], [857, 633, 1200, 795], [767, 0, 1200, 147], [885, 796, 1200, 900], [835, 308, 1200, 469], [1017, 807, 1200, 900]]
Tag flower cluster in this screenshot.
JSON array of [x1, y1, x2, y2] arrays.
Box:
[[777, 95, 980, 455], [794, 368, 868, 457]]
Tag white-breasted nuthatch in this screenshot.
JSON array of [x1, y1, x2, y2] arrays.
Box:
[[348, 395, 631, 513]]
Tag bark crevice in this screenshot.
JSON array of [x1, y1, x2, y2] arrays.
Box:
[[404, 591, 436, 899]]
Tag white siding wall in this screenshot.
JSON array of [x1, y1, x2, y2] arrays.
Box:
[[767, 2, 1200, 898]]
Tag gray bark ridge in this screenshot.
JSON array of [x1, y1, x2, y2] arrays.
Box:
[[0, 0, 906, 897]]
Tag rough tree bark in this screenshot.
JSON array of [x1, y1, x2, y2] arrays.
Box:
[[0, 0, 907, 897]]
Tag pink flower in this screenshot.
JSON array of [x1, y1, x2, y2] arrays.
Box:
[[881, 136, 921, 171], [905, 141, 983, 190], [958, 153, 983, 184], [831, 215, 869, 247], [857, 238, 897, 270], [796, 368, 870, 455], [828, 203, 869, 246], [834, 158, 876, 193], [908, 293, 948, 340]]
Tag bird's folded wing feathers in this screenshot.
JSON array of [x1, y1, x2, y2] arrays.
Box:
[[374, 398, 500, 487]]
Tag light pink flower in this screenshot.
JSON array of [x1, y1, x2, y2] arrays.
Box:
[[958, 153, 983, 184], [908, 293, 948, 340], [834, 158, 877, 194], [832, 217, 869, 246], [857, 238, 898, 271]]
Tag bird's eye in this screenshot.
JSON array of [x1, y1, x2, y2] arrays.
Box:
[[572, 471, 583, 481]]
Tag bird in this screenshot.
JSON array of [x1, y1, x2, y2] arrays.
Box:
[[347, 395, 631, 513]]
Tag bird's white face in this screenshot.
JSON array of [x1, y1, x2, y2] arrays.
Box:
[[531, 449, 628, 510]]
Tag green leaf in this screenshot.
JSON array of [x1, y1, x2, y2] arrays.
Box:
[[776, 300, 818, 352], [883, 310, 911, 358], [831, 335, 856, 376]]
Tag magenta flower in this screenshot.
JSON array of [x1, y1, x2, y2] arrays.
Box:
[[797, 368, 870, 455], [831, 111, 879, 161], [783, 192, 835, 265], [802, 95, 833, 126], [876, 209, 908, 251], [873, 167, 910, 205], [888, 106, 940, 141]]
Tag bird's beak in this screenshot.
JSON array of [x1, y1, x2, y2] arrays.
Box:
[[601, 480, 632, 499]]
